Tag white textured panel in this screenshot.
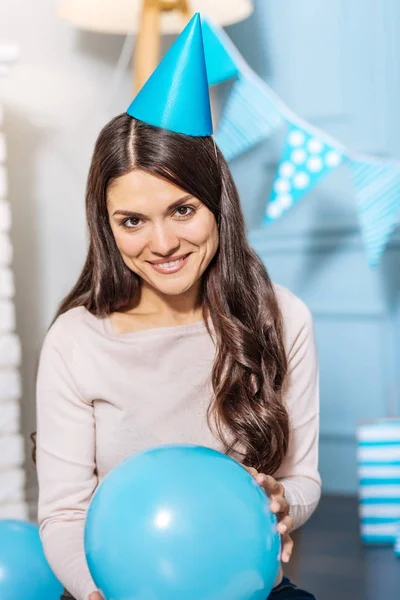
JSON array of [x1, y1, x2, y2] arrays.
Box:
[[0, 468, 25, 504], [0, 267, 14, 298], [0, 434, 25, 469], [0, 164, 7, 198], [0, 43, 19, 65], [0, 368, 21, 400], [0, 399, 20, 434], [0, 133, 6, 163], [0, 104, 3, 127], [0, 333, 21, 366], [0, 201, 11, 232], [0, 299, 15, 333], [0, 233, 12, 265], [0, 502, 28, 520]]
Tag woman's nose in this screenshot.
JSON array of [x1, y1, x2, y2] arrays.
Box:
[[148, 223, 180, 256]]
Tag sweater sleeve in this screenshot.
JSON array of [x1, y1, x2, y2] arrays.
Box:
[[36, 320, 98, 600], [273, 289, 322, 531]]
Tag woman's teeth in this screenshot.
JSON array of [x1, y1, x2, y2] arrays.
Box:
[[156, 256, 186, 268]]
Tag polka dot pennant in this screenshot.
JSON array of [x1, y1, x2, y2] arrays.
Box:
[[264, 125, 344, 223]]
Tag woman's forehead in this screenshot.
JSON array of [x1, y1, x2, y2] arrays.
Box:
[[108, 170, 188, 211]]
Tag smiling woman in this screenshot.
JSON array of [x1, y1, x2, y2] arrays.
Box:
[[35, 13, 320, 600], [106, 167, 219, 305]]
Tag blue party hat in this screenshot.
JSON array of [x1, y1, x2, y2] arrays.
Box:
[[127, 13, 212, 136]]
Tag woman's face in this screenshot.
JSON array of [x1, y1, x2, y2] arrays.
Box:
[[107, 169, 219, 297]]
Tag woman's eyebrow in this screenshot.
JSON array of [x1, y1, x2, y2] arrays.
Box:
[[112, 194, 194, 218]]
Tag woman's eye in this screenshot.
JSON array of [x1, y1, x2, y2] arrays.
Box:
[[121, 217, 141, 229], [119, 206, 194, 231], [176, 206, 194, 218]]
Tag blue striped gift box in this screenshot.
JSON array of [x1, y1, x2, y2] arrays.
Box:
[[395, 521, 400, 556], [356, 419, 400, 544]]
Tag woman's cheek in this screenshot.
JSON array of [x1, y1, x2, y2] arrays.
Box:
[[116, 232, 143, 259]]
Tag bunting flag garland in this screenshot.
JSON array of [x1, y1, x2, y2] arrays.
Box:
[[202, 17, 284, 160], [349, 158, 400, 268], [265, 124, 344, 223], [200, 18, 239, 86], [200, 16, 400, 267], [214, 71, 284, 161]]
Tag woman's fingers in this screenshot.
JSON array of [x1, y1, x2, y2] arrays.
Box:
[[256, 473, 279, 489], [243, 466, 294, 562], [243, 465, 259, 478], [255, 474, 290, 518], [281, 533, 294, 563], [270, 495, 290, 516], [256, 474, 283, 497], [276, 514, 293, 535]]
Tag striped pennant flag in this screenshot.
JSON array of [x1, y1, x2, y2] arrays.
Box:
[[202, 17, 285, 161], [215, 71, 284, 161], [349, 159, 400, 267], [357, 419, 400, 544], [265, 124, 344, 223]]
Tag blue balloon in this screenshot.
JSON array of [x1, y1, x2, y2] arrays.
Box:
[[85, 445, 280, 600], [0, 519, 63, 600]]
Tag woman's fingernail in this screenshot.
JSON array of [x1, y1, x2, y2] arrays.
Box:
[[280, 524, 287, 532]]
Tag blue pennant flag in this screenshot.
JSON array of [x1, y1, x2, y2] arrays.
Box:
[[349, 158, 400, 267], [215, 72, 284, 161], [201, 17, 239, 86], [264, 124, 344, 224]]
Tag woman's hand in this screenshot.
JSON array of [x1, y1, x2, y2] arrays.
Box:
[[89, 592, 103, 600], [244, 466, 294, 563]]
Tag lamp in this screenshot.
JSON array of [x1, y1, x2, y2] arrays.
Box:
[[57, 0, 253, 92]]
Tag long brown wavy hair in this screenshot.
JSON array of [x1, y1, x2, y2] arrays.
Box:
[[34, 114, 289, 474]]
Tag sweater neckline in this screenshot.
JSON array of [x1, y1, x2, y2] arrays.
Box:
[[102, 314, 209, 339]]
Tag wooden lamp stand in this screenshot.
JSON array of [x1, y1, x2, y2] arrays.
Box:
[[134, 0, 192, 93]]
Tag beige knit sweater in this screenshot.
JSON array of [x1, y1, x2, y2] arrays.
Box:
[[36, 284, 321, 600]]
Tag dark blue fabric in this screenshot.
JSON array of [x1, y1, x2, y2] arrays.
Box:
[[269, 576, 316, 599], [61, 577, 316, 600]]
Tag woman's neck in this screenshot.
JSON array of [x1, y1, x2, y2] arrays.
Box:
[[124, 281, 204, 326]]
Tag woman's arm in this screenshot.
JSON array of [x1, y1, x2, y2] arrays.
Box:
[[272, 289, 321, 531], [36, 319, 99, 600]]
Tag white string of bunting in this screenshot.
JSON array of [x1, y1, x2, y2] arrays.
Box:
[[201, 17, 400, 268]]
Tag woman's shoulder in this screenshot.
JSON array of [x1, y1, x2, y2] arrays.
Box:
[[272, 282, 314, 333], [42, 306, 102, 349]]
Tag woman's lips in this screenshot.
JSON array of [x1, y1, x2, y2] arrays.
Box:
[[149, 253, 191, 274]]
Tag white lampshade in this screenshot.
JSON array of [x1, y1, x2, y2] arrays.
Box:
[[57, 0, 254, 34]]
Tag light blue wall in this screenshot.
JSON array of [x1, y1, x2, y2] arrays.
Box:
[[223, 0, 400, 494]]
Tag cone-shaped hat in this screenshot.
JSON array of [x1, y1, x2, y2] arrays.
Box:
[[127, 13, 212, 136]]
